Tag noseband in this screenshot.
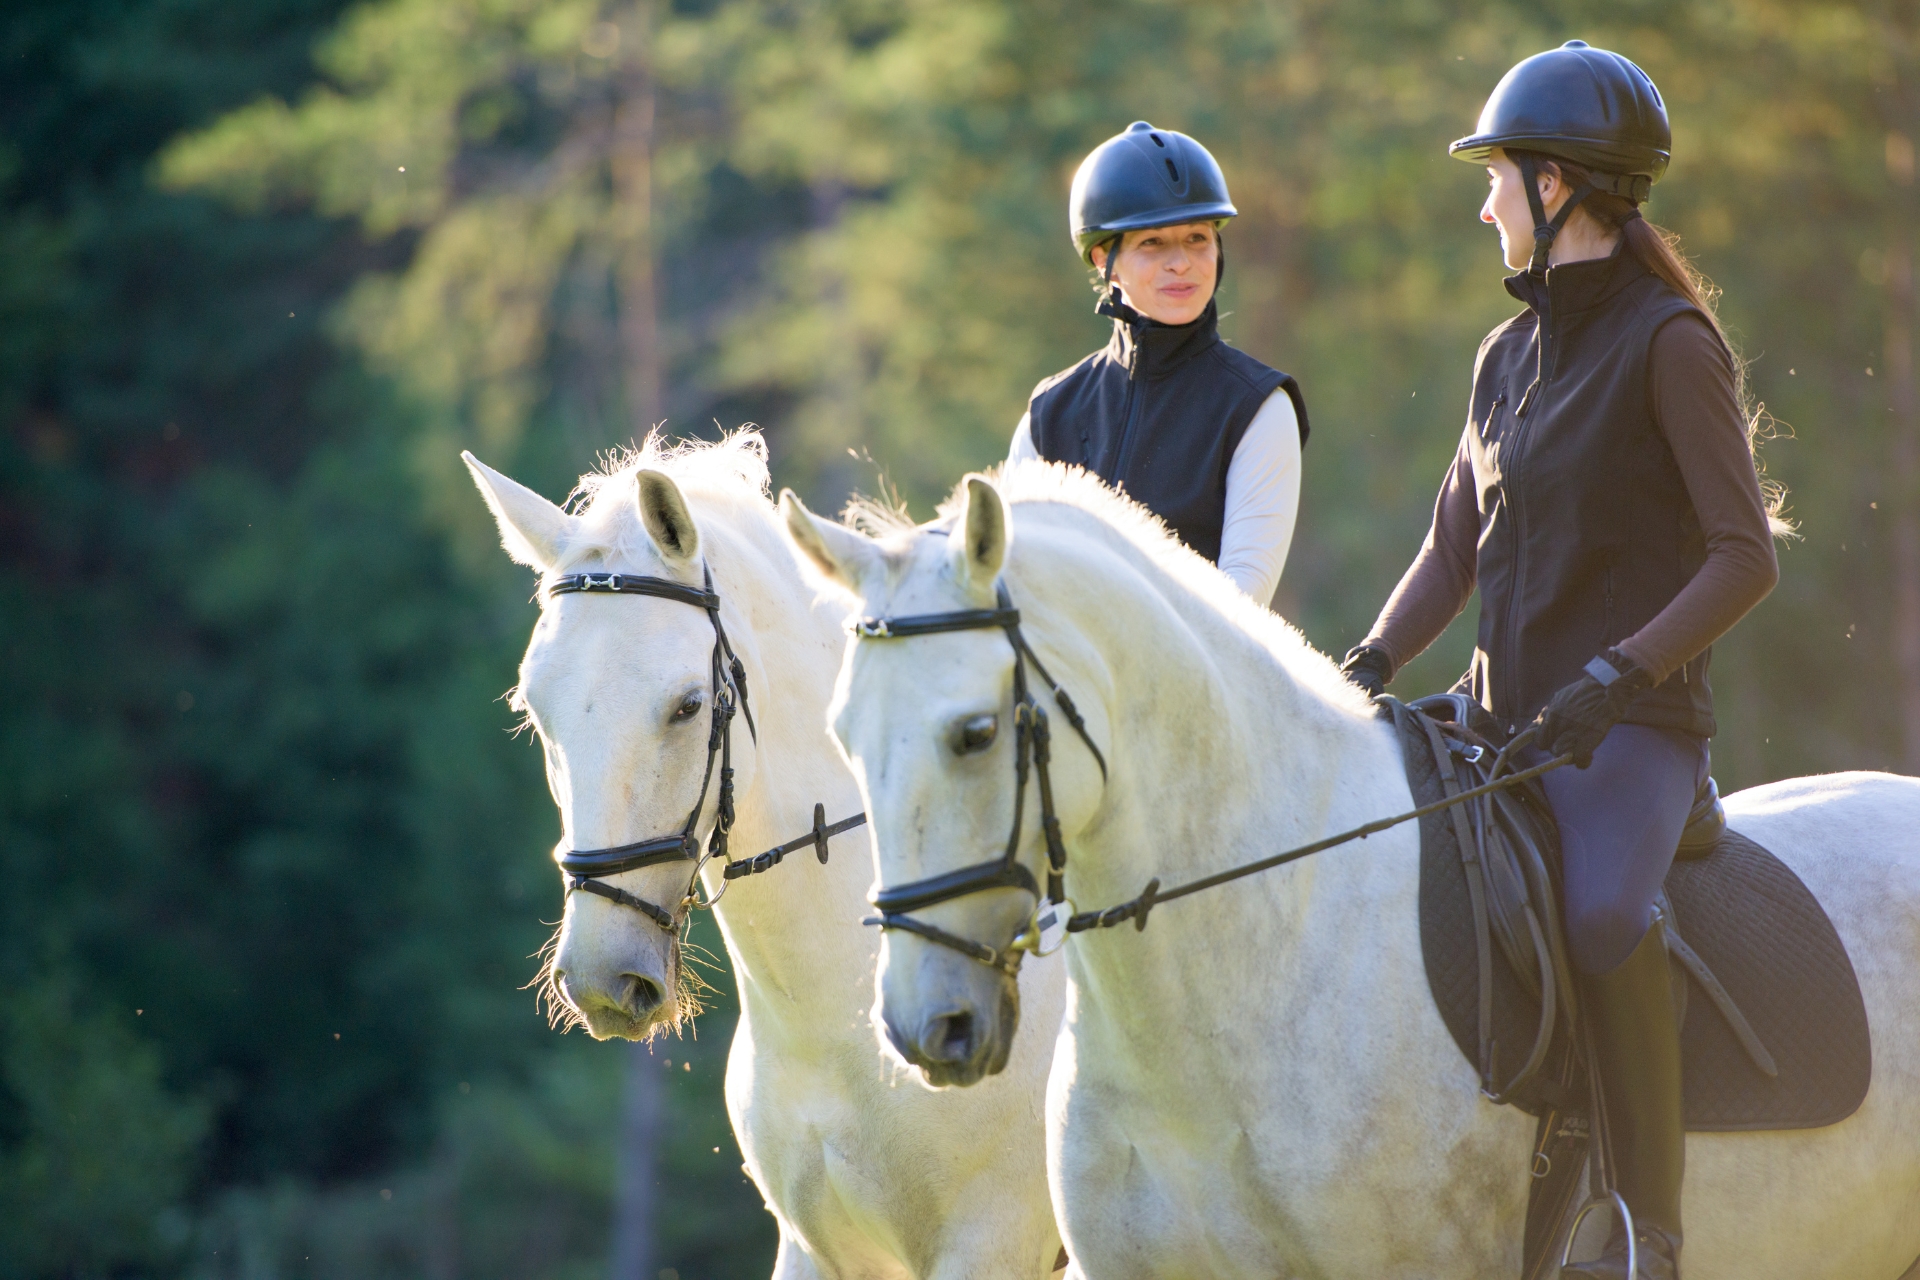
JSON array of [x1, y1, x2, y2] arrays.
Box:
[[856, 582, 1106, 975]]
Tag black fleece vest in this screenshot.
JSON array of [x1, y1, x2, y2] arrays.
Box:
[[1027, 299, 1308, 564], [1466, 246, 1720, 737]]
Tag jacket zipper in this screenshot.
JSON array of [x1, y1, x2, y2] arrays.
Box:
[[1604, 562, 1615, 642], [1500, 313, 1548, 722], [1108, 317, 1147, 477]]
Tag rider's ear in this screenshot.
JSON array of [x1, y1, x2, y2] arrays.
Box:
[[949, 474, 1008, 599], [463, 450, 570, 572], [636, 469, 700, 565], [780, 489, 882, 597]]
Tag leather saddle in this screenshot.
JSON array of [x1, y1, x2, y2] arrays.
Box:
[[1377, 693, 1872, 1279]]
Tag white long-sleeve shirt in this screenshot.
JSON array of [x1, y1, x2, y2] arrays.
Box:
[[1007, 388, 1301, 605]]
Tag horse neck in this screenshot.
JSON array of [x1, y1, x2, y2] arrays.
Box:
[[1016, 514, 1394, 995], [691, 499, 878, 1016]]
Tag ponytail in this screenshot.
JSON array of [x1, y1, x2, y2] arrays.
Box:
[[1512, 150, 1795, 537]]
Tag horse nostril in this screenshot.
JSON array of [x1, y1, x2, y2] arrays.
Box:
[[929, 1010, 975, 1062], [620, 973, 666, 1016]]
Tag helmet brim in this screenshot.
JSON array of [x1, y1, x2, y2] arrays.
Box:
[[1448, 132, 1669, 181], [1075, 202, 1237, 261]]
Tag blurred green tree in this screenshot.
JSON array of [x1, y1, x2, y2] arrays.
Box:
[[8, 0, 1919, 1276]]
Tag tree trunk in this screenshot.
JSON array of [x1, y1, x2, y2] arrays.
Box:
[[1887, 219, 1920, 770], [612, 0, 663, 433], [1884, 23, 1920, 769], [608, 7, 666, 1278], [609, 1041, 664, 1280]]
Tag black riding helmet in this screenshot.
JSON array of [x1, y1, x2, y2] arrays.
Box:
[[1450, 41, 1670, 274], [1070, 121, 1236, 312]]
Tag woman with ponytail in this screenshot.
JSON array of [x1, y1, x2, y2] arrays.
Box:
[[1338, 42, 1782, 1280]]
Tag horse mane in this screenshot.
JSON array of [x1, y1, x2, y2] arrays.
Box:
[[552, 429, 778, 575], [967, 460, 1373, 719]]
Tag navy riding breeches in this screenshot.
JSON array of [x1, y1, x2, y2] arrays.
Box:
[[1538, 724, 1710, 976]]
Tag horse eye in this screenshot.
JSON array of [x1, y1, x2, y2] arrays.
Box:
[[671, 693, 704, 723], [951, 714, 998, 755]]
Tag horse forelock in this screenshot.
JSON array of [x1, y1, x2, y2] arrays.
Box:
[[550, 428, 779, 576], [979, 460, 1372, 722]]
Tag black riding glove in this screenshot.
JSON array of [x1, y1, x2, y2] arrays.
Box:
[[1531, 649, 1655, 769], [1339, 644, 1396, 700]]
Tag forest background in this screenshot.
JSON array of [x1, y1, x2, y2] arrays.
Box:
[[5, 0, 1918, 1276]]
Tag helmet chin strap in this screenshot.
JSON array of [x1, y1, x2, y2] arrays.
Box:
[[1095, 235, 1125, 318], [1518, 152, 1597, 276]]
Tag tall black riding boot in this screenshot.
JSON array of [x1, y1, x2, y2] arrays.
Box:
[[1561, 919, 1684, 1280]]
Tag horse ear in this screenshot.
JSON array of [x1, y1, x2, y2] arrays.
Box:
[[636, 469, 699, 565], [463, 451, 570, 571], [780, 489, 882, 595], [949, 474, 1008, 598]]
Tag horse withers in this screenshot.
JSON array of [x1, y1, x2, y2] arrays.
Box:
[[465, 434, 1067, 1280], [783, 462, 1920, 1280]]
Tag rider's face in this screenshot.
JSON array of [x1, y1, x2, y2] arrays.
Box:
[[1485, 148, 1579, 272], [1091, 222, 1219, 325]]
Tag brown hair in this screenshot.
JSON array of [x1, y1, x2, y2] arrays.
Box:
[[1512, 150, 1793, 536]]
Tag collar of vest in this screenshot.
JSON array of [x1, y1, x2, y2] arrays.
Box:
[[1504, 238, 1648, 320], [1101, 297, 1223, 378]]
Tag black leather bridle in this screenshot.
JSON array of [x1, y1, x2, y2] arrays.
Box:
[[848, 579, 1579, 979], [855, 582, 1107, 976], [546, 568, 864, 931]]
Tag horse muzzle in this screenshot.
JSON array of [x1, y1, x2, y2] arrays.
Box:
[[554, 961, 673, 1041], [881, 986, 1020, 1088]]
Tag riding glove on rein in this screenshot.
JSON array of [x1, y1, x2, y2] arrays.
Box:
[[1532, 648, 1655, 768], [1339, 644, 1396, 699]]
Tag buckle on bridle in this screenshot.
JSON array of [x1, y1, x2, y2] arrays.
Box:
[[852, 618, 892, 638], [1012, 897, 1075, 957]]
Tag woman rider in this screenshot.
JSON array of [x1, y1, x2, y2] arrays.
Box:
[[1008, 121, 1310, 605], [1338, 43, 1780, 1280]]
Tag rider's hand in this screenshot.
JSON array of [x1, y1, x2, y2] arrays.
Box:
[[1339, 645, 1396, 700], [1531, 649, 1654, 768]]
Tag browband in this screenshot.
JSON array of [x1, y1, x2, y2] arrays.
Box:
[[853, 607, 1020, 639], [547, 572, 719, 611]]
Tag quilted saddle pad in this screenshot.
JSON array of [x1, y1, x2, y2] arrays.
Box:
[[1400, 710, 1872, 1132]]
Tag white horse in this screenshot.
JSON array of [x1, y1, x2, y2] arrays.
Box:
[[782, 461, 1920, 1279], [463, 434, 1067, 1280]]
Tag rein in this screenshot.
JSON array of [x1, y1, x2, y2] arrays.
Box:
[[854, 578, 1571, 972], [547, 569, 865, 932]]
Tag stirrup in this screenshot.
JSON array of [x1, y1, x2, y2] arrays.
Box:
[[1561, 1189, 1635, 1279]]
